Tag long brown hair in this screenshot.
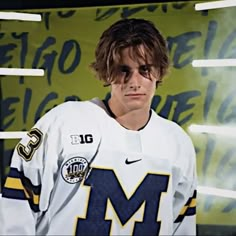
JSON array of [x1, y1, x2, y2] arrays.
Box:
[[90, 18, 170, 86]]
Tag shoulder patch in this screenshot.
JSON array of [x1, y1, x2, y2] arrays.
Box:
[[61, 157, 89, 184]]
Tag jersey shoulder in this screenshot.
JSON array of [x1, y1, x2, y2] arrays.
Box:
[[150, 110, 195, 158], [151, 110, 191, 141], [151, 111, 196, 176], [35, 99, 107, 127]]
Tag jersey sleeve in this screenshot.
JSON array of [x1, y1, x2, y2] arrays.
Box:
[[173, 131, 197, 236], [0, 107, 62, 235]]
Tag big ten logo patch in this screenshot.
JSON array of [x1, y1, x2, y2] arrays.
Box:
[[70, 134, 93, 144], [61, 157, 89, 184]]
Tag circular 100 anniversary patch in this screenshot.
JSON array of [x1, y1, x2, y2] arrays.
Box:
[[61, 157, 89, 184]]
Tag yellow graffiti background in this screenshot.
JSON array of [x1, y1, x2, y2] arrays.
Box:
[[1, 1, 236, 226]]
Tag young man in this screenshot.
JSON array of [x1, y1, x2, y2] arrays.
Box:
[[0, 18, 197, 235]]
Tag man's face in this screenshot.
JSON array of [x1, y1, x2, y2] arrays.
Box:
[[110, 46, 159, 113]]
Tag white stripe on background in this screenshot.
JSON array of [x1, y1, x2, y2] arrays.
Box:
[[0, 12, 42, 21], [0, 131, 27, 139], [188, 124, 236, 137], [192, 59, 236, 67], [0, 68, 44, 76], [198, 185, 236, 199], [195, 0, 236, 11]]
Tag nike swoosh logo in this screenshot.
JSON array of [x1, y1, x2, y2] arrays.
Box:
[[125, 158, 142, 165]]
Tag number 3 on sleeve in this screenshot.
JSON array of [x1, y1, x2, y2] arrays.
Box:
[[17, 128, 43, 162]]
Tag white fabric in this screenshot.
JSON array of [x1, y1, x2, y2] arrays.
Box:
[[0, 98, 197, 235]]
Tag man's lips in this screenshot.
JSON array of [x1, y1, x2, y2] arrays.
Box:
[[125, 93, 145, 96]]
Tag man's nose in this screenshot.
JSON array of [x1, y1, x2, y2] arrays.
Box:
[[128, 70, 142, 89]]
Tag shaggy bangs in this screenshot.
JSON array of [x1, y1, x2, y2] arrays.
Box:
[[107, 43, 158, 85]]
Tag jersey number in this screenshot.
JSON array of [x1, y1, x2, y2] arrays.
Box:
[[17, 128, 43, 161], [75, 168, 169, 235]]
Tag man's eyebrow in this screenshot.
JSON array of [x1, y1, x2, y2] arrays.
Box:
[[118, 65, 130, 70], [140, 63, 154, 67], [118, 64, 129, 67], [118, 63, 154, 68]]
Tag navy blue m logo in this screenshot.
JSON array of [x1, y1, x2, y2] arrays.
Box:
[[75, 168, 169, 235]]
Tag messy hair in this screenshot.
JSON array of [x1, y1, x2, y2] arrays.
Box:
[[90, 18, 170, 86]]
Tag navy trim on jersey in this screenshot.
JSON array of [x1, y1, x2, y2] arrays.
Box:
[[102, 99, 116, 118], [2, 167, 41, 212], [3, 188, 26, 200], [174, 190, 197, 223]]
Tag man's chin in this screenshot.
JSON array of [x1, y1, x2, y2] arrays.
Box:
[[126, 101, 147, 111]]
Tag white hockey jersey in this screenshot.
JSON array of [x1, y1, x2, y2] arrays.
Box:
[[0, 98, 197, 235]]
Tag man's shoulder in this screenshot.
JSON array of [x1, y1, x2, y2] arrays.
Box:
[[151, 110, 191, 140], [35, 99, 107, 127], [46, 99, 105, 116], [151, 111, 196, 161], [151, 110, 179, 129]]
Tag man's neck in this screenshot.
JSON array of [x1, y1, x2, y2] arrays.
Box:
[[116, 110, 151, 131], [106, 99, 151, 131]]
